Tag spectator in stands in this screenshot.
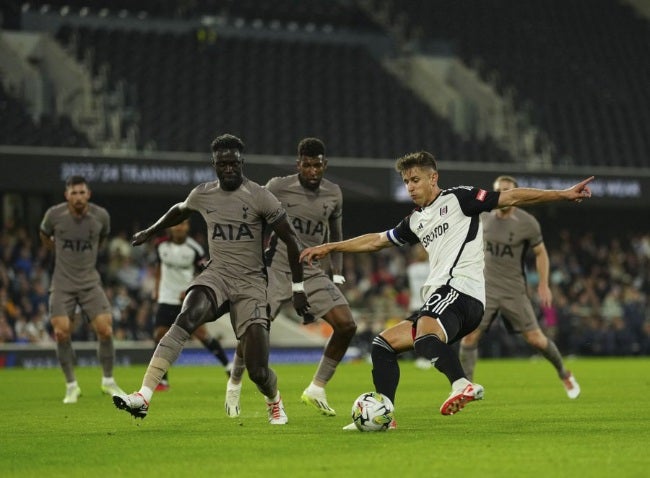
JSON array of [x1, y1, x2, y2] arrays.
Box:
[[0, 310, 15, 343]]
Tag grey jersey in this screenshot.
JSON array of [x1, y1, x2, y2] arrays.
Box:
[[40, 202, 110, 292], [482, 208, 543, 296], [264, 174, 342, 274], [184, 177, 285, 279]]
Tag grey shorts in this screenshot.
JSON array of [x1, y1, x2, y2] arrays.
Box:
[[190, 269, 270, 339], [267, 268, 349, 320], [48, 285, 111, 320], [480, 291, 539, 334]]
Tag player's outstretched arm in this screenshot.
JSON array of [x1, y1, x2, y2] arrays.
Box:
[[498, 176, 594, 208], [562, 176, 595, 202], [300, 232, 391, 265], [132, 203, 192, 246]]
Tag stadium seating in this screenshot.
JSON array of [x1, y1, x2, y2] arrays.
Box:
[[0, 82, 91, 147], [21, 0, 380, 30], [388, 0, 650, 167], [54, 24, 513, 161], [12, 0, 650, 168]]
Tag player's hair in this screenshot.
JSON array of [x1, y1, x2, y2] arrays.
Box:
[[65, 175, 88, 188], [297, 137, 325, 157], [211, 134, 244, 153], [395, 151, 437, 173], [494, 175, 518, 188]]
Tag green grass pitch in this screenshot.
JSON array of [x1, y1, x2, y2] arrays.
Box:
[[1, 357, 649, 477]]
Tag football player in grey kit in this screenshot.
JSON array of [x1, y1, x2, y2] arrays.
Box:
[[301, 151, 593, 426], [459, 175, 580, 399], [152, 219, 232, 392], [112, 134, 310, 425], [40, 175, 124, 403], [225, 137, 356, 418]]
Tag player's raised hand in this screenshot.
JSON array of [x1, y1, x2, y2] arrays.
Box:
[[565, 176, 595, 202]]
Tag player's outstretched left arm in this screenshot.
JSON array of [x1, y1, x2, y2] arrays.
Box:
[[498, 176, 594, 208]]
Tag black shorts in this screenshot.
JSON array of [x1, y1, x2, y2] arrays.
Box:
[[407, 285, 484, 344], [154, 303, 182, 328]]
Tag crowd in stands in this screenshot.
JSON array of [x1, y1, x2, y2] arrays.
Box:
[[1, 220, 649, 359]]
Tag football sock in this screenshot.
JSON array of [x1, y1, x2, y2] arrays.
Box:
[[312, 355, 338, 387], [229, 347, 246, 385], [140, 387, 154, 402], [265, 390, 281, 404], [451, 377, 472, 392], [98, 338, 115, 377], [143, 324, 190, 391], [539, 339, 568, 378], [414, 334, 466, 385], [201, 336, 229, 366], [56, 340, 76, 383], [305, 383, 325, 395], [459, 343, 478, 381], [370, 335, 399, 405]]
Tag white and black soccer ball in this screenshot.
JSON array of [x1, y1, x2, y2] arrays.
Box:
[[351, 392, 394, 432]]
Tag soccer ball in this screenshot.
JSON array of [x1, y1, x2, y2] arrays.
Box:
[[351, 392, 394, 432]]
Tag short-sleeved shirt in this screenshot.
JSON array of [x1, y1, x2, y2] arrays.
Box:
[[185, 178, 285, 280], [155, 236, 205, 305], [482, 208, 543, 297], [183, 177, 286, 337], [264, 174, 342, 276], [40, 202, 110, 293], [263, 174, 347, 318], [386, 186, 500, 306]]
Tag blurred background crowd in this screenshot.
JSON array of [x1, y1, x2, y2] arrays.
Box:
[[1, 221, 649, 359]]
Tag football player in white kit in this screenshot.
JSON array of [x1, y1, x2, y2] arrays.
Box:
[[301, 151, 593, 424]]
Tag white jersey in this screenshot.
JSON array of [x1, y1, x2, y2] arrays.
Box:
[[156, 236, 205, 305], [387, 186, 500, 306], [407, 261, 429, 311]]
